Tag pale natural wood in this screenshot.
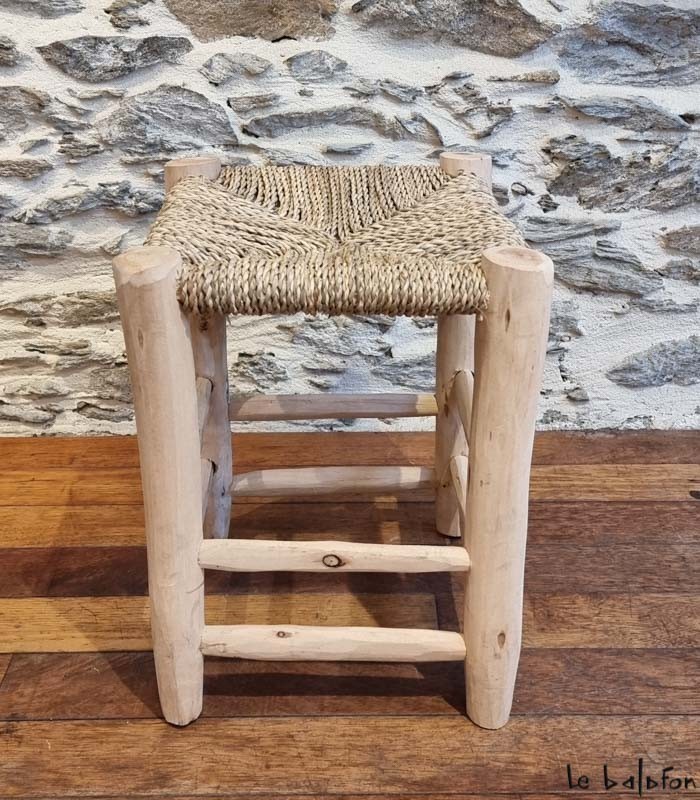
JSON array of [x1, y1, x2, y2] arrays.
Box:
[[191, 314, 232, 540], [112, 245, 204, 726], [163, 155, 221, 192], [439, 151, 493, 183], [199, 538, 470, 573], [196, 376, 212, 441], [231, 466, 435, 498], [165, 156, 231, 540], [435, 151, 492, 538], [230, 392, 438, 421], [449, 455, 468, 537], [200, 624, 467, 662], [464, 244, 553, 730], [434, 316, 472, 537], [451, 370, 473, 444]]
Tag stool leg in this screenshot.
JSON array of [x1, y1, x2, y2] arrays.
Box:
[[191, 313, 232, 540], [435, 152, 492, 538], [164, 156, 230, 540], [113, 245, 204, 726], [464, 245, 553, 729], [434, 315, 473, 537]]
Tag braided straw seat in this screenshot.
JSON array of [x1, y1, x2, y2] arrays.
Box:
[[146, 164, 526, 317]]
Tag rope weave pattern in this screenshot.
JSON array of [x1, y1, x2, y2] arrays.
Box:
[[146, 165, 526, 316]]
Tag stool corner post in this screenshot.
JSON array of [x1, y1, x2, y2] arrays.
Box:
[[463, 243, 552, 729], [113, 244, 205, 726]]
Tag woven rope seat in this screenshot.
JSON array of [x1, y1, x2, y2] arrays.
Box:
[[146, 164, 526, 317]]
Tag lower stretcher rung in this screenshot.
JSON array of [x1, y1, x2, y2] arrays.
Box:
[[200, 624, 466, 662], [231, 465, 434, 498]]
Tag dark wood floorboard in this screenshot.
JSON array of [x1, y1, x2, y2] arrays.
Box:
[[1, 716, 699, 796], [0, 649, 698, 721], [2, 543, 699, 597], [0, 431, 697, 798]]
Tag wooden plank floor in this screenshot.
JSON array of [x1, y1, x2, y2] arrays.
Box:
[[0, 431, 699, 798]]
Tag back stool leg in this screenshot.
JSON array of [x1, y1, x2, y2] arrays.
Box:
[[113, 245, 205, 726], [463, 245, 552, 729], [191, 313, 232, 539], [434, 315, 473, 537], [435, 152, 492, 538], [164, 155, 230, 540]]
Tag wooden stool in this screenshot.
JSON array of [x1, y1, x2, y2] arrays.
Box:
[[112, 152, 553, 729]]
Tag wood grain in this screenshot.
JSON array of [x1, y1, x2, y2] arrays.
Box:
[[527, 501, 700, 544], [0, 594, 438, 653], [3, 500, 699, 549], [0, 656, 10, 689], [1, 430, 697, 470], [0, 716, 698, 796], [1, 592, 696, 652], [1, 464, 697, 506], [1, 649, 697, 720], [3, 543, 697, 598], [522, 593, 700, 648], [0, 430, 697, 793]]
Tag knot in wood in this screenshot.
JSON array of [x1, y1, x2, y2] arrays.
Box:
[[322, 553, 343, 568]]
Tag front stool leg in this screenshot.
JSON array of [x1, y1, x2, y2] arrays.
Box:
[[464, 245, 553, 729], [113, 245, 205, 726]]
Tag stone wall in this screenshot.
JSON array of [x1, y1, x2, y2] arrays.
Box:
[[0, 0, 698, 435]]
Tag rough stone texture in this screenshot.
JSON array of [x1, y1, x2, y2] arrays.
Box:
[[58, 133, 104, 161], [352, 0, 555, 57], [228, 93, 281, 114], [379, 79, 422, 103], [0, 0, 84, 16], [661, 226, 700, 256], [548, 299, 584, 352], [0, 0, 698, 434], [607, 337, 700, 387], [286, 50, 347, 82], [324, 142, 373, 156], [428, 74, 514, 139], [488, 70, 559, 84], [0, 35, 20, 66], [552, 96, 690, 133], [0, 222, 72, 257], [558, 1, 700, 86], [660, 259, 700, 284], [0, 86, 50, 142], [544, 136, 699, 212], [104, 0, 152, 29], [99, 85, 238, 156], [243, 105, 431, 141], [200, 52, 272, 85], [547, 238, 664, 297], [164, 0, 338, 42], [14, 181, 162, 223], [38, 36, 192, 81], [0, 159, 53, 179]]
